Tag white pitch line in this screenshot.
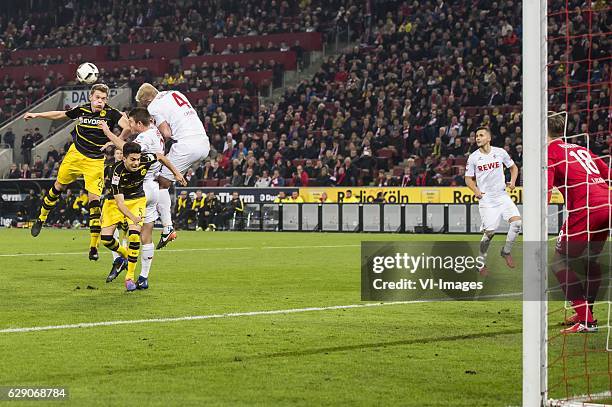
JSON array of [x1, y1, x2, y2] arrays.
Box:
[[0, 292, 522, 334], [0, 244, 360, 258]]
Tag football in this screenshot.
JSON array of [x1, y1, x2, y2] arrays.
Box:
[[76, 62, 99, 84]]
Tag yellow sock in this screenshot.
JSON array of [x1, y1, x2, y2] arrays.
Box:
[[39, 186, 61, 221], [126, 231, 140, 281], [88, 201, 102, 248], [117, 245, 129, 258]]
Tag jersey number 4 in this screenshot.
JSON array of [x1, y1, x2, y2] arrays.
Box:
[[172, 92, 191, 108], [569, 150, 600, 175]]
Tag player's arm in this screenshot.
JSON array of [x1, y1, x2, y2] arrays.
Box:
[[501, 149, 518, 190], [117, 113, 133, 141], [507, 164, 519, 190], [155, 152, 187, 186], [156, 121, 173, 140], [110, 167, 141, 224], [464, 156, 483, 198], [113, 193, 141, 225], [99, 121, 126, 150], [23, 111, 68, 121], [465, 176, 483, 199]]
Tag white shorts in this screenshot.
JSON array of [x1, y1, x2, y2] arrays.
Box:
[[144, 179, 160, 224], [159, 137, 210, 181], [479, 195, 521, 232]]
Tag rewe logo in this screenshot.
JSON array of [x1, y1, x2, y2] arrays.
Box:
[[477, 162, 500, 172]]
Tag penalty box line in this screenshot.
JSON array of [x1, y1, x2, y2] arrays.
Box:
[[0, 292, 522, 334], [0, 244, 360, 257]]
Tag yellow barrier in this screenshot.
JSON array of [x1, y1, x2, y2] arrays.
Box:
[[298, 187, 565, 204]]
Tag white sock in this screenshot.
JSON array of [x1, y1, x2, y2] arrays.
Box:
[[112, 229, 120, 260], [140, 243, 154, 278], [157, 188, 173, 233], [479, 232, 494, 261], [503, 220, 522, 254]]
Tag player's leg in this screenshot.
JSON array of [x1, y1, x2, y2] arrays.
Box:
[[157, 140, 209, 248], [583, 206, 610, 316], [34, 145, 82, 232], [124, 197, 145, 291], [83, 157, 105, 261], [100, 200, 130, 283], [138, 181, 159, 289], [500, 197, 522, 268], [477, 205, 502, 276], [32, 180, 67, 236], [553, 218, 597, 333]]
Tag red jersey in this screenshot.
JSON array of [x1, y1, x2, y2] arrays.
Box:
[[547, 138, 610, 212]]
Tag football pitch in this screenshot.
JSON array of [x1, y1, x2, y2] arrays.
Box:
[[0, 228, 605, 406]]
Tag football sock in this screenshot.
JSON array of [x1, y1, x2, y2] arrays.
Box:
[[140, 243, 154, 278], [101, 234, 128, 258], [88, 200, 101, 249], [158, 189, 173, 233], [503, 220, 521, 254], [39, 186, 61, 221], [479, 231, 494, 261], [585, 260, 602, 315], [555, 268, 593, 322], [126, 230, 141, 281]]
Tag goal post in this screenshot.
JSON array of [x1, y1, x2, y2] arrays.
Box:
[[522, 0, 548, 405]]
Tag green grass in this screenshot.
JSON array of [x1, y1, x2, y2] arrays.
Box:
[[0, 228, 607, 406]]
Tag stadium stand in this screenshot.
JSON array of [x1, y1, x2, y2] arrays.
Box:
[[1, 0, 608, 187]]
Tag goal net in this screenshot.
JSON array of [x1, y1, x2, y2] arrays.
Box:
[[523, 0, 611, 405]]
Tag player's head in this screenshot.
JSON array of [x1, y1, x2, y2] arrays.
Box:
[[475, 126, 492, 148], [128, 107, 152, 133], [135, 83, 159, 107], [113, 147, 123, 162], [122, 141, 142, 171], [547, 112, 566, 140], [89, 84, 109, 111]]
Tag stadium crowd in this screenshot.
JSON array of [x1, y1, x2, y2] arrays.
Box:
[[2, 0, 610, 188]]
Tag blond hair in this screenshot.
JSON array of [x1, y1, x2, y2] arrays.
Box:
[[90, 83, 110, 96], [135, 83, 159, 105], [547, 112, 566, 138]]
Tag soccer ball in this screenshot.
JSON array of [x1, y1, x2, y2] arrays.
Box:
[[76, 62, 99, 84]]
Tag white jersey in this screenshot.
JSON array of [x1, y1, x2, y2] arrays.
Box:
[[134, 125, 164, 181], [147, 90, 207, 142], [465, 146, 515, 207]]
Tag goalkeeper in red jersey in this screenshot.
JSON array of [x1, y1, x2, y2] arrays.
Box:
[[547, 113, 611, 334]]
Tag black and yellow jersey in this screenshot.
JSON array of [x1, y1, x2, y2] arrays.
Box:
[[103, 159, 119, 200], [110, 153, 158, 200], [191, 197, 205, 210], [65, 103, 123, 159]]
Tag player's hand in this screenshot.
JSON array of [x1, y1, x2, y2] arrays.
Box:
[[131, 216, 142, 225], [175, 174, 188, 187], [100, 141, 113, 151], [507, 182, 516, 191], [98, 120, 110, 133], [475, 189, 484, 199], [23, 112, 37, 121]]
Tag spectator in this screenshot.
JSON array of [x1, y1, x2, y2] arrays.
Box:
[[20, 163, 32, 179], [271, 169, 285, 187], [8, 163, 19, 178], [342, 190, 359, 203], [3, 128, 15, 149], [242, 167, 256, 187], [255, 170, 271, 187]]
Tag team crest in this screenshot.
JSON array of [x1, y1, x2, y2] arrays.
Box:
[[141, 168, 147, 175], [100, 110, 106, 117]]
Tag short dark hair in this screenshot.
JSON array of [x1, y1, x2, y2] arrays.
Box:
[[475, 126, 491, 135], [122, 141, 142, 156], [128, 107, 151, 126]]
